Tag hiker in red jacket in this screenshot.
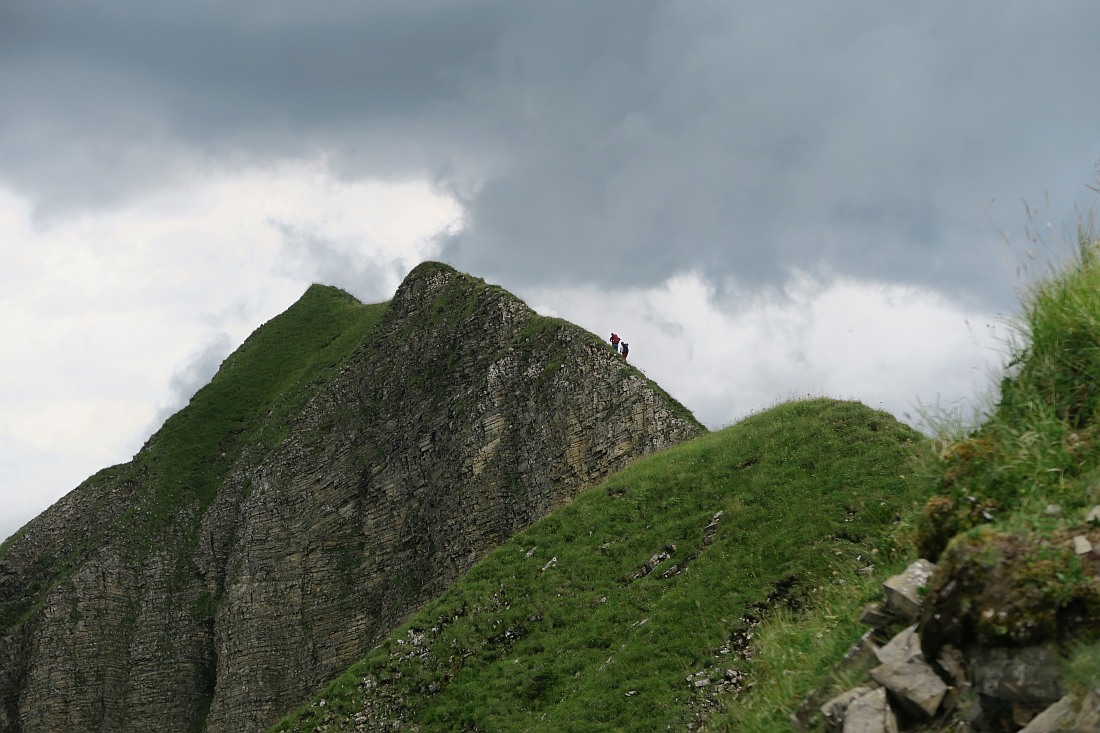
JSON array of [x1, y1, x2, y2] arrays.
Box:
[[610, 332, 621, 353]]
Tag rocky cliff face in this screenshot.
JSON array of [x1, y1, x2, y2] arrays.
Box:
[[0, 262, 703, 733]]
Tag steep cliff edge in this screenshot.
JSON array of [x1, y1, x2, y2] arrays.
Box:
[[0, 262, 703, 733]]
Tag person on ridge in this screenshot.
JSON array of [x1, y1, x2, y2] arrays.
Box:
[[610, 332, 621, 352], [621, 342, 629, 360]]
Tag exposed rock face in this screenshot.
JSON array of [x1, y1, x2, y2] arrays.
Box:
[[0, 262, 703, 733]]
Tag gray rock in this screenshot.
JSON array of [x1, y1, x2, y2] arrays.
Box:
[[821, 686, 873, 730], [843, 687, 898, 733], [937, 644, 969, 712], [937, 644, 968, 688], [1044, 504, 1064, 517], [1018, 695, 1076, 733], [839, 630, 883, 676], [875, 624, 922, 668], [882, 559, 936, 620], [859, 602, 895, 629], [870, 657, 948, 719], [1073, 535, 1094, 555], [1076, 688, 1100, 732], [1086, 505, 1100, 525], [967, 643, 1065, 724], [791, 631, 880, 730]]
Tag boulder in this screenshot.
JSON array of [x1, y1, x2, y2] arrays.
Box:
[[883, 559, 936, 620], [791, 631, 880, 730], [1018, 695, 1076, 733], [859, 602, 895, 630], [920, 530, 1100, 660], [1072, 535, 1093, 555], [875, 625, 922, 668], [967, 643, 1065, 723], [843, 687, 898, 733], [870, 657, 948, 720], [1075, 688, 1100, 732], [821, 686, 874, 730], [935, 644, 969, 712]]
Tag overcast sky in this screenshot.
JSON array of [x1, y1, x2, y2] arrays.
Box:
[[3, 1, 1099, 541]]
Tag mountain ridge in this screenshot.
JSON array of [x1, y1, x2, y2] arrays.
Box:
[[8, 245, 1100, 732], [0, 261, 702, 732]]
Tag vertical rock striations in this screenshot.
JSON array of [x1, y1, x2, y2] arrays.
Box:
[[0, 262, 703, 732]]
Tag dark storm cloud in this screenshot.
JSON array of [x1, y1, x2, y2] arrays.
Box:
[[439, 1, 1100, 305], [0, 0, 517, 210], [2, 1, 1099, 307]]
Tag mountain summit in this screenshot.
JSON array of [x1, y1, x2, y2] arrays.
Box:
[[0, 262, 703, 732]]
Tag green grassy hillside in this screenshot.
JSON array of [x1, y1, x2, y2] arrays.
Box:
[[273, 398, 925, 732]]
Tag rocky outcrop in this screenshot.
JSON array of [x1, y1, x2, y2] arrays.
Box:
[[0, 262, 703, 733], [795, 516, 1100, 733]]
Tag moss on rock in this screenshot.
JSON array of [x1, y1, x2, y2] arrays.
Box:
[[920, 526, 1100, 661]]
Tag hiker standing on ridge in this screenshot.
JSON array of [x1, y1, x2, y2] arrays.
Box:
[[610, 332, 620, 352], [621, 342, 629, 361]]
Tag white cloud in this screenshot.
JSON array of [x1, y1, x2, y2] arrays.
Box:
[[523, 270, 1008, 431], [0, 161, 462, 541]]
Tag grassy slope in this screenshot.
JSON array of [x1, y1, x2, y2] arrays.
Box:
[[273, 398, 925, 732]]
